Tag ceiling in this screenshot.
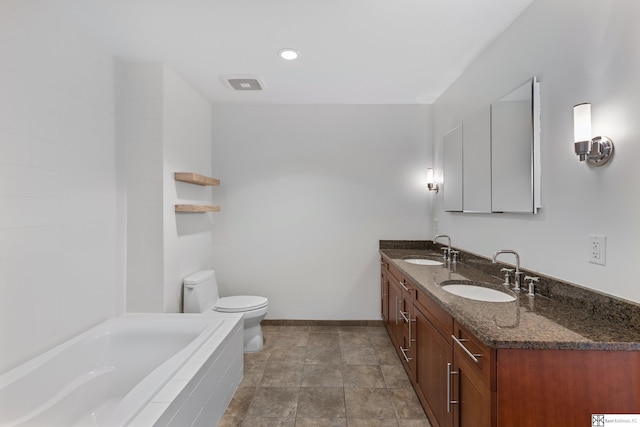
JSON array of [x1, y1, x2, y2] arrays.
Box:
[[52, 0, 534, 105]]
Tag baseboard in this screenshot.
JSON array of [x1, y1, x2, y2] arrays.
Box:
[[262, 319, 384, 327]]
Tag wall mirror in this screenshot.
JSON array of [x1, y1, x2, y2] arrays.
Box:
[[491, 77, 541, 213], [442, 77, 540, 214], [443, 125, 463, 212]]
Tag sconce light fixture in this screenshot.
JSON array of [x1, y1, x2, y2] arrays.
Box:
[[427, 168, 439, 193], [573, 103, 614, 166]]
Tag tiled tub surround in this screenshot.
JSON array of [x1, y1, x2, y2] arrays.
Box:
[[380, 240, 640, 350]]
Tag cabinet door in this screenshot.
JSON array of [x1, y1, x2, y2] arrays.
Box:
[[452, 350, 492, 427], [452, 321, 494, 427], [386, 281, 403, 347], [415, 309, 453, 427], [381, 257, 389, 324]]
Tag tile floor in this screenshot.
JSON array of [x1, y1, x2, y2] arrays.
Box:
[[219, 324, 432, 427]]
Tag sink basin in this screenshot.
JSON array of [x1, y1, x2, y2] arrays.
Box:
[[403, 258, 443, 266], [441, 284, 516, 302]]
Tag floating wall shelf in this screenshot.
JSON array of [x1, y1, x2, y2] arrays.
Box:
[[174, 172, 221, 213], [175, 204, 220, 213], [174, 172, 220, 186]]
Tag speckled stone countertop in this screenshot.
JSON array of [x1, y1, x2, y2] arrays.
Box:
[[380, 242, 640, 351]]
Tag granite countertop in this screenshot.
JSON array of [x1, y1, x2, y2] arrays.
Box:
[[380, 247, 640, 351]]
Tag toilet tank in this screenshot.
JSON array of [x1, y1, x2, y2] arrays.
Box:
[[183, 270, 220, 313]]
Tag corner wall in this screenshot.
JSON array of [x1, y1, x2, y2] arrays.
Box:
[[432, 0, 640, 303], [123, 64, 215, 313]]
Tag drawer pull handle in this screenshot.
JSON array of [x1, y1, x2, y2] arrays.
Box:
[[447, 362, 459, 413], [452, 335, 482, 364], [400, 280, 410, 292], [400, 346, 412, 362]]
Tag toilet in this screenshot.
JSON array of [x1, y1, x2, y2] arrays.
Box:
[[183, 270, 268, 353]]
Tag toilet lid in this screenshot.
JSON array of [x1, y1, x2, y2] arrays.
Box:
[[214, 296, 268, 312]]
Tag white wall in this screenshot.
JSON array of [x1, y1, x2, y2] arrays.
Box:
[[0, 1, 124, 373], [162, 67, 215, 313], [123, 63, 164, 312], [123, 63, 215, 313], [212, 105, 432, 320], [432, 0, 640, 303]]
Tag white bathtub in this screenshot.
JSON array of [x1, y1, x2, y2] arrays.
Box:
[[0, 313, 244, 427]]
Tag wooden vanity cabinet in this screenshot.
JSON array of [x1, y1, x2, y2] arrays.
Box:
[[381, 255, 640, 426]]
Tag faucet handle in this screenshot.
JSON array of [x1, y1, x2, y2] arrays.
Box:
[[450, 250, 460, 263], [524, 276, 539, 298], [500, 268, 514, 287], [441, 247, 449, 259]]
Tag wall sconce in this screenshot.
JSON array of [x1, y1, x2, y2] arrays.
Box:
[[427, 168, 439, 193], [573, 103, 614, 166]]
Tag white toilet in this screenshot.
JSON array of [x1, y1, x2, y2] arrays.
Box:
[[183, 270, 268, 353]]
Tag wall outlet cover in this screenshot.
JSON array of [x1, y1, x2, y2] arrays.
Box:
[[588, 234, 606, 266]]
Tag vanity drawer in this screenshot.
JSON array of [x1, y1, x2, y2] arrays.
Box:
[[452, 320, 494, 385], [415, 288, 453, 342]]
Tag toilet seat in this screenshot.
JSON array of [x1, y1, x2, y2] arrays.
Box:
[[214, 296, 268, 313]]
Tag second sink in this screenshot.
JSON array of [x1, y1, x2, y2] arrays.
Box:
[[441, 283, 516, 302], [403, 258, 443, 266]]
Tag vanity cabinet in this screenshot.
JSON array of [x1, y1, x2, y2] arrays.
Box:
[[382, 254, 493, 427], [381, 253, 640, 426]]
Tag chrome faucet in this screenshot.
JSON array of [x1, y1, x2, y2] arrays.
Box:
[[492, 249, 522, 291], [433, 235, 452, 260]]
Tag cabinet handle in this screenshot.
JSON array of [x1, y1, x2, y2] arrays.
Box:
[[395, 297, 399, 326], [400, 310, 410, 323], [447, 362, 459, 413], [400, 346, 412, 362], [452, 335, 482, 364], [400, 280, 410, 292]]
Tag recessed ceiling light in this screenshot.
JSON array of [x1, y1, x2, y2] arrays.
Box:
[[278, 48, 299, 60]]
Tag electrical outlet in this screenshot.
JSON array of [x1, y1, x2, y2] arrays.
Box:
[[588, 234, 606, 266]]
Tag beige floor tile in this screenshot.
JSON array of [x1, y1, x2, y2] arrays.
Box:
[[388, 388, 428, 420], [246, 387, 299, 418], [295, 418, 347, 427], [240, 416, 296, 427], [260, 363, 304, 387], [301, 364, 344, 387], [380, 365, 412, 389], [343, 365, 386, 388], [297, 387, 346, 418], [342, 347, 379, 365], [344, 388, 396, 419], [305, 346, 343, 365], [225, 324, 431, 427], [347, 419, 399, 427]]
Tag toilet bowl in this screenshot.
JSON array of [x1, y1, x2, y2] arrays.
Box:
[[183, 270, 268, 352]]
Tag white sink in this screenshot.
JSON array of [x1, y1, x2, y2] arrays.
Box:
[[403, 258, 443, 266], [441, 284, 516, 302]]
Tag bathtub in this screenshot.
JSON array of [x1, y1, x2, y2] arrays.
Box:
[[0, 313, 244, 427]]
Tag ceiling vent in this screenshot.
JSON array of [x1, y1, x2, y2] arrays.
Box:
[[222, 75, 265, 91]]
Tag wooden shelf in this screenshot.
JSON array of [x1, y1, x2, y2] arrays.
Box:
[[174, 172, 220, 186], [175, 204, 221, 213]]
